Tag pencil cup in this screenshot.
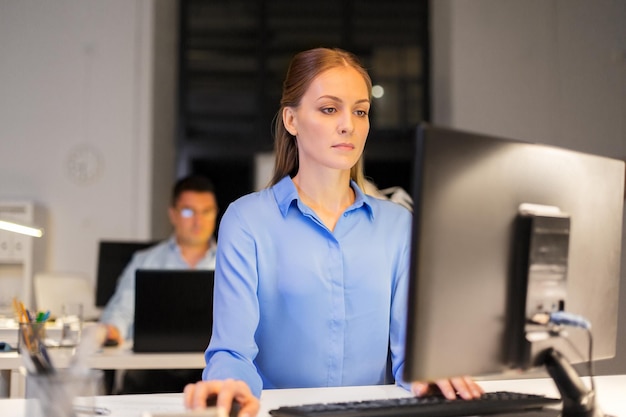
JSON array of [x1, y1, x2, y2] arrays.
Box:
[[25, 369, 105, 417], [18, 321, 46, 353]]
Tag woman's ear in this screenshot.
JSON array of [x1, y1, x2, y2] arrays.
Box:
[[283, 107, 297, 136]]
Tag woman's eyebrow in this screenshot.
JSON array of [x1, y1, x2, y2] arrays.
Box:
[[316, 95, 370, 105]]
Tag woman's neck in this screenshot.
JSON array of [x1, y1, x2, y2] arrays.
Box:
[[292, 171, 355, 231]]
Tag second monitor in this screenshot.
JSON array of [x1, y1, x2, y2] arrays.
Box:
[[95, 240, 157, 307]]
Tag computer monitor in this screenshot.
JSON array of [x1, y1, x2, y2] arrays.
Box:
[[403, 125, 624, 416], [95, 240, 157, 307]]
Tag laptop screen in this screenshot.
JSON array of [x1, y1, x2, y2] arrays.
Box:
[[133, 269, 214, 353]]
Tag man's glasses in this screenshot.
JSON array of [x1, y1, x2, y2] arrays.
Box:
[[178, 207, 218, 218]]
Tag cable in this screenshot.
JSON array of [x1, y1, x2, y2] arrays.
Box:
[[585, 327, 595, 393], [549, 311, 592, 330], [530, 311, 591, 329]]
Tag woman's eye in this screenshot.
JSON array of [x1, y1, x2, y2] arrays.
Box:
[[321, 107, 336, 114], [355, 110, 368, 117]]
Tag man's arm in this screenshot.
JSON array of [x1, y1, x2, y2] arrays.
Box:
[[99, 259, 138, 342]]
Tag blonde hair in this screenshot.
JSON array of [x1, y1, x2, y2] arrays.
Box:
[[269, 48, 372, 188]]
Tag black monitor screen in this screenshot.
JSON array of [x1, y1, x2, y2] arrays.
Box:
[[95, 240, 156, 307], [403, 125, 624, 412]]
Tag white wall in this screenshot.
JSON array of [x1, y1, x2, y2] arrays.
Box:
[[431, 0, 626, 374], [149, 0, 178, 239], [0, 0, 176, 294]]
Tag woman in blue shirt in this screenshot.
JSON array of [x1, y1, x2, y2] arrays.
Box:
[[184, 48, 482, 416]]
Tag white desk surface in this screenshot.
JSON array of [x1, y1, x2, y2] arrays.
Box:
[[1, 374, 625, 417], [0, 343, 205, 398]]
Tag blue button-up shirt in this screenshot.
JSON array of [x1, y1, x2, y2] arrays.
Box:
[[203, 176, 412, 397], [100, 235, 217, 339]]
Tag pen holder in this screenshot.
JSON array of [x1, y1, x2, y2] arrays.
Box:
[[18, 321, 46, 353], [24, 369, 105, 417]]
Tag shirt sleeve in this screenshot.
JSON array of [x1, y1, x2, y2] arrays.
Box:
[[389, 209, 412, 391], [99, 256, 140, 339], [202, 202, 263, 397]]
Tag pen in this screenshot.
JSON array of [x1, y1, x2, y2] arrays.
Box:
[[36, 310, 50, 323], [26, 309, 34, 323], [141, 410, 219, 417], [73, 405, 111, 415]]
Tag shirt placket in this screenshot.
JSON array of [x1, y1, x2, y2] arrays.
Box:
[[326, 236, 345, 386]]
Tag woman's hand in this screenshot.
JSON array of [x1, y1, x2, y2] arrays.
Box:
[[184, 379, 260, 417], [411, 376, 484, 400]]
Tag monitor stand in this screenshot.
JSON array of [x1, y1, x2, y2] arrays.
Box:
[[540, 348, 605, 417]]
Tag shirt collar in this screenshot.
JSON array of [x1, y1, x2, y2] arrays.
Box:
[[166, 235, 179, 251], [166, 234, 217, 256], [273, 175, 374, 220]]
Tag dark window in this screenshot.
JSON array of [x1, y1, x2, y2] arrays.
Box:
[[177, 0, 429, 208]]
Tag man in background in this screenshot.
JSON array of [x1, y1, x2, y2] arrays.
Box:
[[100, 174, 218, 393]]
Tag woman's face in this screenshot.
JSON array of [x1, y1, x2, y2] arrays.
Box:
[[283, 66, 370, 174]]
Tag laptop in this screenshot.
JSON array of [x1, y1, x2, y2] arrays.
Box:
[[133, 269, 214, 353]]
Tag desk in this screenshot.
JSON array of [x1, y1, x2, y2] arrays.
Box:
[[0, 342, 205, 398], [0, 375, 625, 417]]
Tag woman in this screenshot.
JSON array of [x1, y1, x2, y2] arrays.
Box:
[[184, 48, 482, 416]]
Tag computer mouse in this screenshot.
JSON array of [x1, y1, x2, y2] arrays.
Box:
[[206, 394, 242, 417], [103, 337, 119, 347]]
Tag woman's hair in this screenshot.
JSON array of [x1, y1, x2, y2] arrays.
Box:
[[269, 47, 372, 188]]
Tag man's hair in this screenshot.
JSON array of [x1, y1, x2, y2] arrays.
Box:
[[171, 175, 216, 206]]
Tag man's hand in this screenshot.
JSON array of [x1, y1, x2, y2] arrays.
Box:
[[102, 324, 122, 347]]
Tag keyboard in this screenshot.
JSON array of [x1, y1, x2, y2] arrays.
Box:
[[269, 391, 561, 417]]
